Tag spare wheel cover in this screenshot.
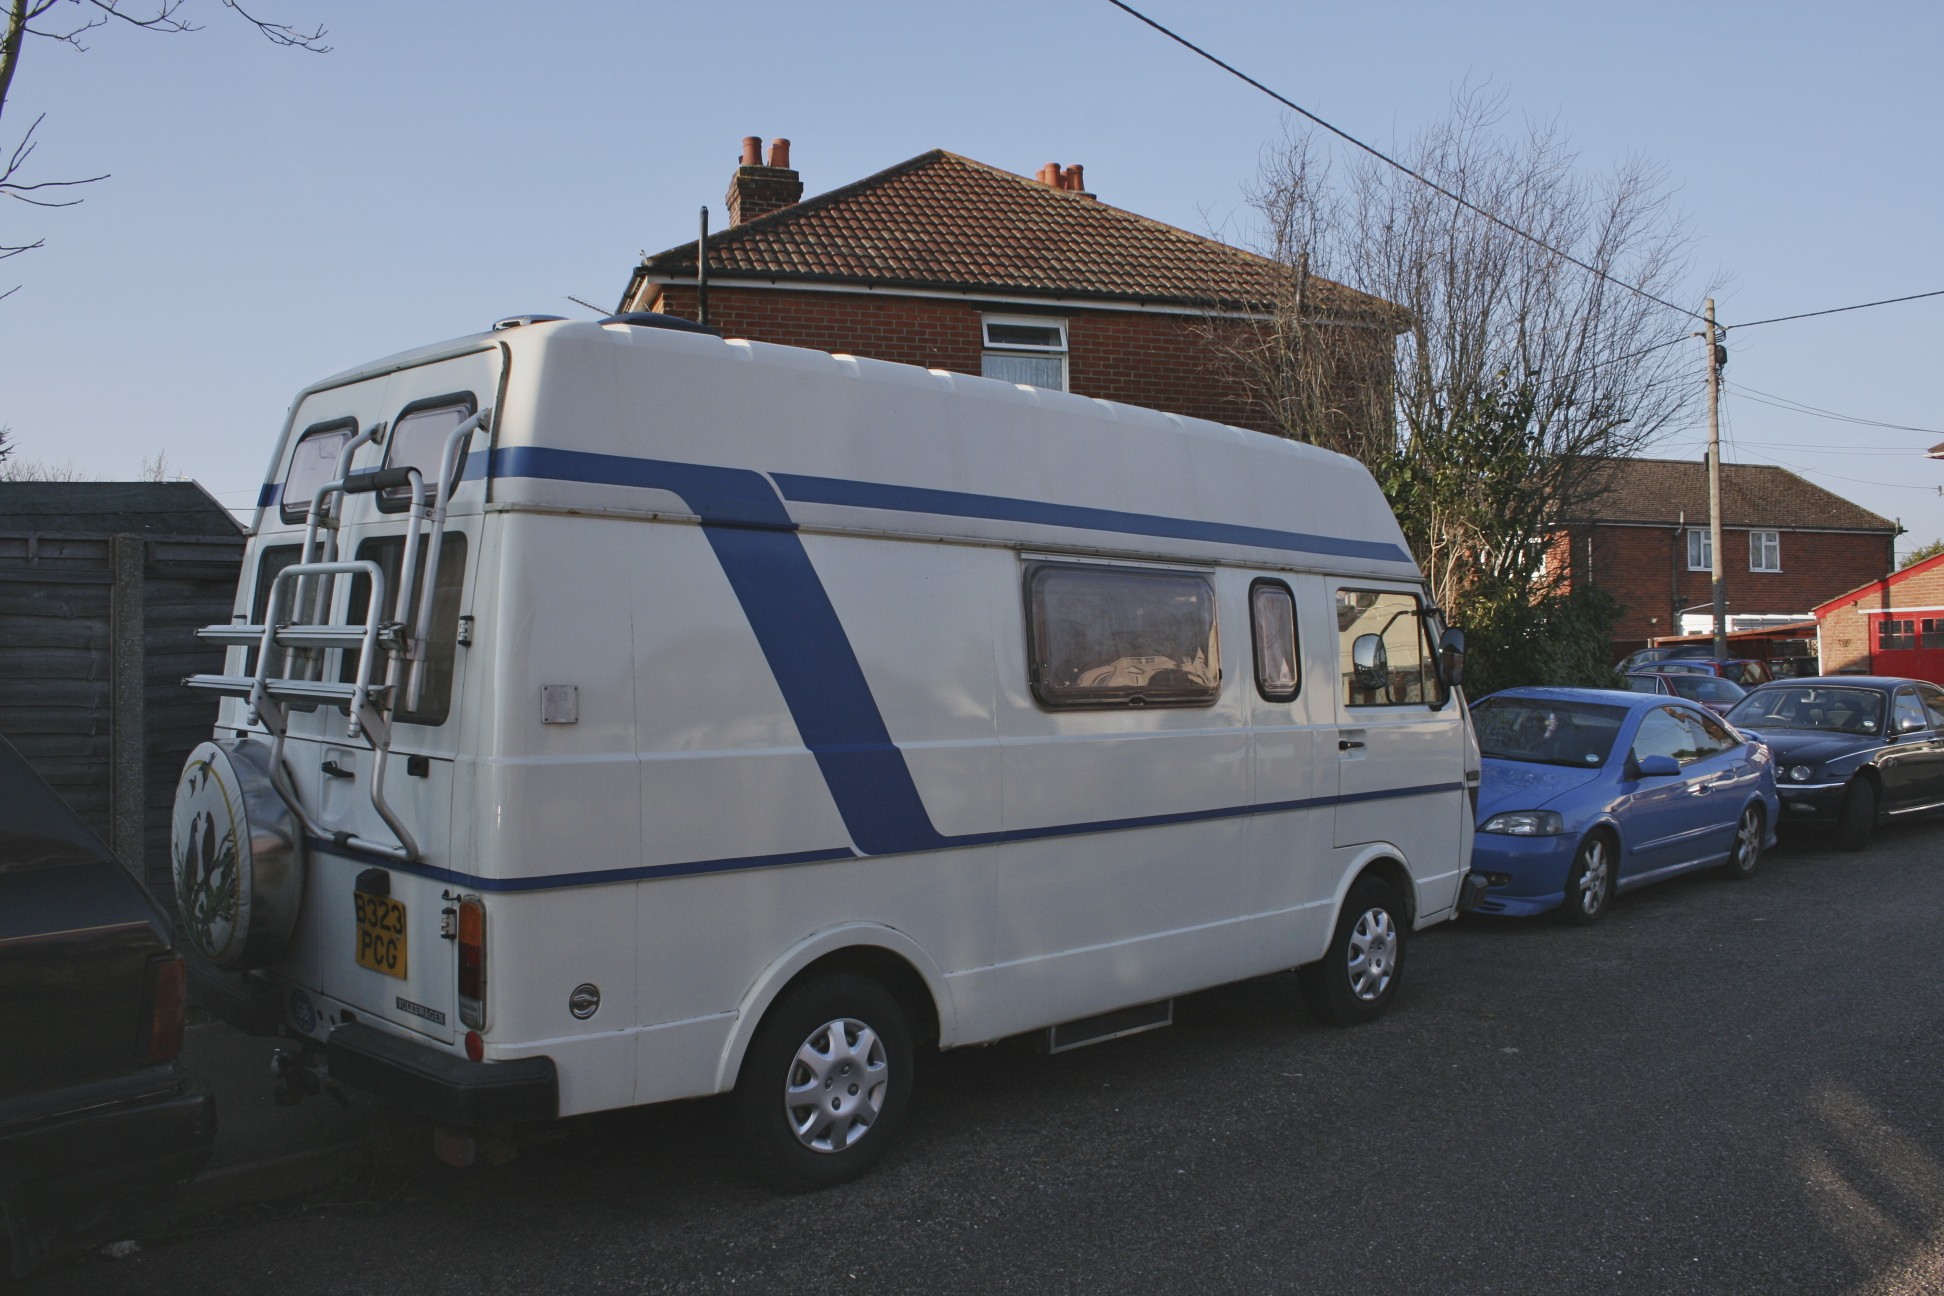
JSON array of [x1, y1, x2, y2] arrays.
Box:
[[171, 738, 305, 970]]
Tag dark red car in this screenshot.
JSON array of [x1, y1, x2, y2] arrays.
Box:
[[0, 736, 216, 1275], [1624, 670, 1749, 715]]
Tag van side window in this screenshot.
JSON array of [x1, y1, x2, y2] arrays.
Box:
[[1335, 589, 1442, 707], [1250, 580, 1300, 702], [339, 533, 467, 725], [1025, 563, 1220, 708], [378, 396, 476, 512], [280, 420, 355, 523]]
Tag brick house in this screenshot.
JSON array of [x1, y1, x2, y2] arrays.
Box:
[[1545, 457, 1898, 657], [1812, 550, 1944, 684], [616, 137, 1401, 440]]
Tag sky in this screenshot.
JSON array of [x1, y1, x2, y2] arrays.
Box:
[[3, 1, 1941, 555]]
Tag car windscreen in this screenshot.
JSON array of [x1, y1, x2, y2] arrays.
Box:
[[1669, 675, 1745, 704], [1725, 685, 1885, 736], [1472, 697, 1628, 768]]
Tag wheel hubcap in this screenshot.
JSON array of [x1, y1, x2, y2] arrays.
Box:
[[1737, 811, 1760, 867], [783, 1017, 888, 1153], [1578, 842, 1609, 914], [1346, 907, 1396, 1001]]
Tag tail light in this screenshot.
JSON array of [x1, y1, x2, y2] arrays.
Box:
[[457, 896, 486, 1030], [144, 953, 188, 1063]]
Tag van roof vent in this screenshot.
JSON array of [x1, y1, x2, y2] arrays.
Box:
[[491, 314, 567, 331]]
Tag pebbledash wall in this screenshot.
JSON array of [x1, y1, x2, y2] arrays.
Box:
[[1814, 551, 1944, 684], [652, 283, 1388, 438], [1552, 522, 1896, 652]]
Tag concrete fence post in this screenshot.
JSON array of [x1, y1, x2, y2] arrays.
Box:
[[109, 533, 146, 872]]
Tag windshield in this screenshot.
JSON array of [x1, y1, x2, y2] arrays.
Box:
[[1668, 675, 1745, 705], [1725, 685, 1884, 736], [1473, 697, 1628, 768]]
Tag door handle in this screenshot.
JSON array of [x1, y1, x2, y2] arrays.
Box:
[[321, 759, 355, 780], [1339, 739, 1365, 751]]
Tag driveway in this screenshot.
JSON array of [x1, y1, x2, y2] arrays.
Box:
[[30, 819, 1944, 1295]]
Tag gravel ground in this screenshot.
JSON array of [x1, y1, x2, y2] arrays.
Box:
[[24, 818, 1944, 1295]]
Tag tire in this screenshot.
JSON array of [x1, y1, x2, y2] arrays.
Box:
[[1558, 833, 1615, 926], [1299, 876, 1407, 1026], [1837, 778, 1877, 852], [732, 972, 913, 1191], [1721, 804, 1764, 881]]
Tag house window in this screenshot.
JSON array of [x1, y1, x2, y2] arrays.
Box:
[[1749, 530, 1780, 572], [1924, 618, 1944, 650], [1685, 528, 1712, 571], [1878, 618, 1917, 651], [981, 316, 1067, 391]]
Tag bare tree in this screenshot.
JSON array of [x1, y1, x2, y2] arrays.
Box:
[[2, 0, 327, 296], [1232, 89, 1706, 619]]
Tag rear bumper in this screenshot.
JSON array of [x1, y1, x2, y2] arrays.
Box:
[[326, 1022, 558, 1126]]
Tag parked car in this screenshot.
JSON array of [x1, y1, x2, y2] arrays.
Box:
[[1723, 677, 1944, 849], [1644, 658, 1774, 688], [0, 735, 216, 1276], [1614, 644, 1722, 675], [1468, 688, 1779, 924], [1623, 670, 1748, 715]]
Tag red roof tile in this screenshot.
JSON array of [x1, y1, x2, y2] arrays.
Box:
[[1568, 457, 1896, 532], [627, 150, 1397, 319]]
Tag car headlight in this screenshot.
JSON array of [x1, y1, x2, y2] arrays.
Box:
[[1479, 810, 1566, 836], [1787, 766, 1814, 782]]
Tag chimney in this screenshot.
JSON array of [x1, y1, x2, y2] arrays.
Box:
[[725, 135, 804, 226], [1034, 162, 1093, 198]]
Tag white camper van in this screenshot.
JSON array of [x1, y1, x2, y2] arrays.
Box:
[[172, 314, 1482, 1185]]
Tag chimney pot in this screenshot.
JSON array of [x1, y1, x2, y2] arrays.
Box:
[[1065, 164, 1084, 191], [1038, 163, 1058, 186], [726, 135, 804, 226]]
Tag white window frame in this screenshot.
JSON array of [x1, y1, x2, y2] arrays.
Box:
[[981, 315, 1068, 392], [1749, 529, 1780, 572], [1686, 528, 1712, 571]]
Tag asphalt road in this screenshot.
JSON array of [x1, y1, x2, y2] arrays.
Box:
[[29, 818, 1944, 1295]]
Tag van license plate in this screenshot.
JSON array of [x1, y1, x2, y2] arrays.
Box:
[[354, 892, 408, 979]]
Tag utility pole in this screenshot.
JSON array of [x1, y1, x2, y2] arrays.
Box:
[[1704, 298, 1726, 659]]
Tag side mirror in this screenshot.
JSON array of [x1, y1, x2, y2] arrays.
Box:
[[1636, 753, 1681, 778], [1351, 633, 1391, 692], [1438, 627, 1466, 688]]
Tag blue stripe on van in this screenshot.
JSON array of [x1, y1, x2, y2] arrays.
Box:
[[480, 445, 1447, 874], [310, 780, 1465, 893], [771, 473, 1414, 565], [492, 445, 953, 856], [258, 482, 282, 508]]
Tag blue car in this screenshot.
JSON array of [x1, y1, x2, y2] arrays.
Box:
[[1468, 687, 1781, 924]]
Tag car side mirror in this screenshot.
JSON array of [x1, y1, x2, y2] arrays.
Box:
[[1351, 633, 1391, 692], [1899, 714, 1927, 735], [1635, 754, 1681, 778], [1438, 627, 1466, 688]]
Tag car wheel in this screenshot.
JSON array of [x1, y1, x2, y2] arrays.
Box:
[[1837, 778, 1877, 852], [1559, 833, 1615, 926], [1299, 876, 1407, 1026], [1721, 804, 1763, 881], [732, 972, 913, 1191]]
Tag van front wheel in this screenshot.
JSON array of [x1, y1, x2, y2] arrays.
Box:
[[733, 972, 913, 1191], [1299, 876, 1407, 1026]]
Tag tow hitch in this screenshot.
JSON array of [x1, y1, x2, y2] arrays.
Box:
[[270, 1044, 350, 1108]]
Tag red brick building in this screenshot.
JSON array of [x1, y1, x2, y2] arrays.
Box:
[[1813, 551, 1944, 684], [1546, 457, 1898, 656], [616, 138, 1400, 438]]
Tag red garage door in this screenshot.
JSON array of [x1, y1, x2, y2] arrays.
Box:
[[1871, 615, 1944, 686]]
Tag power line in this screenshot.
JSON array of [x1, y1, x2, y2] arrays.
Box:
[[1728, 289, 1944, 330], [1723, 381, 1944, 436], [1733, 442, 1942, 493], [1101, 0, 1709, 324]]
